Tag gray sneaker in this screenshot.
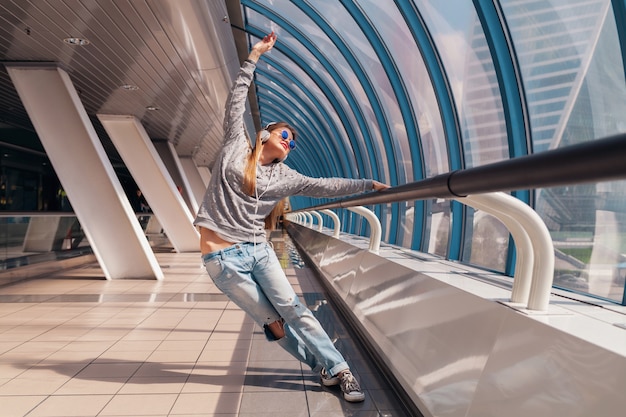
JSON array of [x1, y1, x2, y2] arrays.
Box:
[[320, 367, 340, 386], [339, 370, 365, 402]]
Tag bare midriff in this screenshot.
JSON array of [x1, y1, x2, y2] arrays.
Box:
[[199, 226, 235, 255]]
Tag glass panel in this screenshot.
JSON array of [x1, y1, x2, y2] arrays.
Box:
[[356, 1, 450, 249], [502, 0, 626, 302], [356, 2, 449, 177], [304, 1, 393, 184], [316, 2, 413, 184], [416, 0, 510, 269], [0, 215, 90, 267], [461, 208, 509, 272], [0, 144, 56, 211], [401, 201, 416, 249], [500, 0, 626, 151], [540, 180, 626, 303], [0, 214, 169, 274], [414, 0, 509, 167], [427, 199, 451, 258]]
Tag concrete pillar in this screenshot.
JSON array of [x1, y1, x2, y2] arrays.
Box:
[[179, 156, 206, 212], [152, 141, 195, 215], [97, 115, 199, 252], [166, 142, 198, 216], [6, 64, 163, 280], [198, 166, 212, 187]]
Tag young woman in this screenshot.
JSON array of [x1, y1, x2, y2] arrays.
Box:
[[194, 32, 389, 403]]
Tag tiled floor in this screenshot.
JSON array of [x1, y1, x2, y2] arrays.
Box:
[[0, 233, 408, 416]]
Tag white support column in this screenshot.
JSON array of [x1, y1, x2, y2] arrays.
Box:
[[7, 64, 163, 280], [97, 115, 199, 252], [166, 142, 198, 215], [179, 156, 205, 213], [152, 141, 194, 215], [198, 166, 212, 187]]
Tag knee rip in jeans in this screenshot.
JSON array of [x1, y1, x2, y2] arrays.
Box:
[[263, 318, 285, 341]]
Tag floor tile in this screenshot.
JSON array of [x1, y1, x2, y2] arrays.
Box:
[[0, 395, 46, 417], [27, 395, 112, 417], [0, 377, 70, 395], [54, 377, 126, 395], [118, 376, 187, 394], [239, 391, 309, 413], [75, 362, 142, 378], [98, 393, 178, 416], [169, 392, 242, 414]]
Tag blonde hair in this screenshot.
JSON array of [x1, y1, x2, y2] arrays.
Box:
[[264, 198, 288, 230], [242, 122, 297, 196]]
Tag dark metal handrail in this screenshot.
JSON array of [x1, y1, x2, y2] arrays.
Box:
[[302, 133, 626, 210]]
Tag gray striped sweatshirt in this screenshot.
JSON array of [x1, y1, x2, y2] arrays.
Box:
[[193, 59, 372, 243]]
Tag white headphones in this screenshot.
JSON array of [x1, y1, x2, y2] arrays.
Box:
[[259, 122, 294, 162], [260, 121, 276, 143], [260, 129, 271, 143]]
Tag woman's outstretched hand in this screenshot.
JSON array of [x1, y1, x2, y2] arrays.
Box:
[[249, 32, 277, 62]]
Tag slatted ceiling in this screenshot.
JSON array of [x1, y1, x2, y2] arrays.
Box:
[[0, 0, 234, 169], [101, 2, 222, 153]]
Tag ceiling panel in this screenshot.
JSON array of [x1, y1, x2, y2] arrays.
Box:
[[0, 0, 240, 169]]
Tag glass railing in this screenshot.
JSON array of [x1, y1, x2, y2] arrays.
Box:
[[0, 213, 170, 271]]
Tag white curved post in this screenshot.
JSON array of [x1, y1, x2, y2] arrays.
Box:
[[456, 195, 533, 304], [286, 212, 300, 224], [347, 206, 381, 253], [457, 193, 555, 311], [303, 212, 313, 228], [321, 209, 341, 238], [310, 211, 323, 231]]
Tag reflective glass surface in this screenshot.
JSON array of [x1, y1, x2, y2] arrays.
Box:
[[356, 0, 449, 248], [414, 0, 509, 167], [502, 0, 626, 301], [414, 0, 510, 269], [240, 0, 626, 304]]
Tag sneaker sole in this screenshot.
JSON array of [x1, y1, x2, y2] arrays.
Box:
[[320, 376, 340, 387], [344, 392, 365, 402]]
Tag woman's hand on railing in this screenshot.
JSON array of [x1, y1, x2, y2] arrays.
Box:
[[373, 180, 390, 191]]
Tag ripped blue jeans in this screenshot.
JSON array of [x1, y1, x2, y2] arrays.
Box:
[[202, 241, 349, 377]]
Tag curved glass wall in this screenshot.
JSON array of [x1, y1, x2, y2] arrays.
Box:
[[501, 0, 626, 302], [238, 1, 626, 304]]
